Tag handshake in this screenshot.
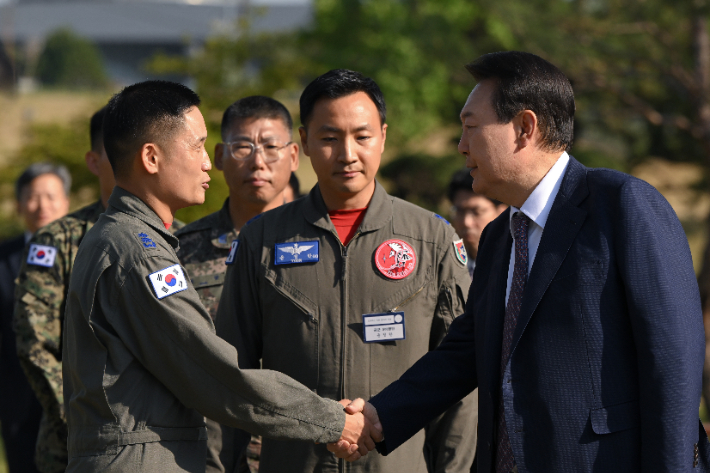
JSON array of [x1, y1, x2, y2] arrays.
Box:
[[326, 398, 383, 462]]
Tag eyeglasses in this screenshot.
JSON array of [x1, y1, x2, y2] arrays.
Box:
[[223, 140, 292, 163]]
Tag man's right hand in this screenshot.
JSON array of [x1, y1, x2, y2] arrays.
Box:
[[328, 398, 383, 461]]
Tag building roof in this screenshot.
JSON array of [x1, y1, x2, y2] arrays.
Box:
[[0, 0, 311, 43]]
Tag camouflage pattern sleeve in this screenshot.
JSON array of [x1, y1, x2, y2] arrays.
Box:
[[13, 223, 78, 472]]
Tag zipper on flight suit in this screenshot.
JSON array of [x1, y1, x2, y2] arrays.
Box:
[[332, 229, 361, 473], [390, 284, 426, 312]]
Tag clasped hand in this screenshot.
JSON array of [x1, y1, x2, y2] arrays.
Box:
[[327, 398, 383, 462]]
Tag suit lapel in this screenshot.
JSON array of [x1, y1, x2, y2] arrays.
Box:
[[482, 213, 514, 392], [509, 158, 589, 356]]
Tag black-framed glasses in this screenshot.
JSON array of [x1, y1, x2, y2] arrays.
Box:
[[223, 140, 293, 163]]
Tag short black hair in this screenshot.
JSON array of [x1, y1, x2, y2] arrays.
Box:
[[299, 69, 386, 128], [465, 51, 575, 152], [221, 96, 293, 140], [103, 80, 201, 179], [89, 105, 107, 152], [447, 168, 500, 206], [15, 162, 71, 201]]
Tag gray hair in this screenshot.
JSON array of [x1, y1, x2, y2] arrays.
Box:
[[15, 162, 72, 201]]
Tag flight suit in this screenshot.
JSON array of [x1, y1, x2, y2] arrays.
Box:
[[14, 201, 184, 473], [217, 182, 477, 473], [63, 187, 345, 472], [176, 200, 256, 473]]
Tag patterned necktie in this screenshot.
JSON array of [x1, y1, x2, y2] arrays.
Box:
[[496, 212, 530, 473]]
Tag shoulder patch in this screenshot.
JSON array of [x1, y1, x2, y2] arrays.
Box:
[[434, 213, 451, 225], [148, 264, 188, 299], [137, 232, 156, 248], [27, 243, 57, 267], [225, 240, 239, 265], [453, 239, 468, 265]]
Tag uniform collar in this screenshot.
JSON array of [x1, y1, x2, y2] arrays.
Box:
[[211, 199, 239, 249], [303, 180, 393, 234], [108, 187, 180, 249]]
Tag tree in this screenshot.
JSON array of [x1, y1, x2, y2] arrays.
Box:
[[36, 28, 108, 89]]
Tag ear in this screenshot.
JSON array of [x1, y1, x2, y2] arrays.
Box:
[[214, 143, 226, 171], [288, 142, 300, 172], [380, 123, 388, 153], [517, 110, 538, 148], [85, 150, 100, 177], [139, 143, 161, 175], [298, 126, 309, 156]]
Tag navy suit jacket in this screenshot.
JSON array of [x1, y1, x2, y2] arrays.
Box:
[[370, 157, 710, 472]]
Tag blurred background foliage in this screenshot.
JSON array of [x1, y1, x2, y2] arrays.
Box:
[[36, 28, 108, 90]]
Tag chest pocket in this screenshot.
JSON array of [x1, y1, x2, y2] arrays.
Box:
[[260, 266, 319, 389]]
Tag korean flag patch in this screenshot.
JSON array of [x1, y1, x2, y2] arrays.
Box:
[[225, 240, 239, 265], [148, 264, 188, 299], [27, 244, 57, 267]]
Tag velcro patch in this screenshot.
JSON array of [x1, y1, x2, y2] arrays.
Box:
[[225, 240, 239, 265], [148, 264, 188, 299], [453, 239, 468, 265], [27, 244, 57, 267], [275, 241, 319, 265]]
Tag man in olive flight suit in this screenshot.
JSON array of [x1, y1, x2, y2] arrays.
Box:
[[62, 80, 380, 472], [13, 106, 185, 473], [176, 95, 299, 472], [216, 69, 477, 473]]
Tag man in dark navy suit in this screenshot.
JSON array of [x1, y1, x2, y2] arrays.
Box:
[[329, 51, 710, 472], [1, 163, 70, 472]]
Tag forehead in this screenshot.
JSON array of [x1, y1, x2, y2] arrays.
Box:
[[225, 117, 291, 140], [22, 173, 64, 195], [460, 80, 496, 121], [453, 190, 495, 208], [181, 106, 207, 135], [309, 92, 381, 127]]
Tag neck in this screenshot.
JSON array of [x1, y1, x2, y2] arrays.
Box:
[[506, 149, 562, 208], [229, 192, 285, 230], [100, 186, 113, 209], [319, 181, 375, 211], [117, 182, 174, 224]]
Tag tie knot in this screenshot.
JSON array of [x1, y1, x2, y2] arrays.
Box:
[[512, 212, 529, 241]]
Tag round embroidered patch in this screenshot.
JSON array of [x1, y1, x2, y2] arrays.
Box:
[[375, 239, 417, 280]]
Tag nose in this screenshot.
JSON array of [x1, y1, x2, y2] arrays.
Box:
[[339, 137, 358, 164], [202, 149, 212, 172], [457, 134, 468, 156], [250, 147, 267, 169]]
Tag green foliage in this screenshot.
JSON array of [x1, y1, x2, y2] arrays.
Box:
[[36, 28, 108, 89], [0, 117, 98, 240], [379, 153, 463, 212]]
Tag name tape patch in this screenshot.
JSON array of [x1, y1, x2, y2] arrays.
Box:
[[225, 240, 239, 265], [27, 243, 57, 267], [275, 241, 319, 265], [363, 311, 406, 342], [148, 264, 188, 299]]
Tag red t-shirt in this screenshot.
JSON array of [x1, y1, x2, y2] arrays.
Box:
[[328, 207, 368, 246], [163, 222, 172, 230]]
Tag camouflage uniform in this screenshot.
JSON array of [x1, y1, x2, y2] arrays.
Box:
[[13, 200, 184, 473], [176, 199, 259, 473]]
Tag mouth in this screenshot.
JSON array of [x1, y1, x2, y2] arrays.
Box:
[[336, 169, 361, 178], [246, 177, 270, 187]]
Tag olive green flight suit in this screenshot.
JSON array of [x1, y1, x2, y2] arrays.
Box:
[[13, 201, 184, 473], [176, 200, 256, 473], [63, 188, 345, 473], [216, 182, 477, 473]]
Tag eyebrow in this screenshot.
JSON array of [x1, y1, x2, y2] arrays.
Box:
[[460, 111, 474, 121], [317, 124, 374, 133], [228, 134, 281, 142]]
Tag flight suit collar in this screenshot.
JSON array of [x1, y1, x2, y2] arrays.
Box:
[[303, 180, 393, 234], [211, 199, 238, 249], [107, 186, 180, 250]]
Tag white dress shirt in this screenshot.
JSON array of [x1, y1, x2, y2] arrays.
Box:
[[505, 152, 570, 305]]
